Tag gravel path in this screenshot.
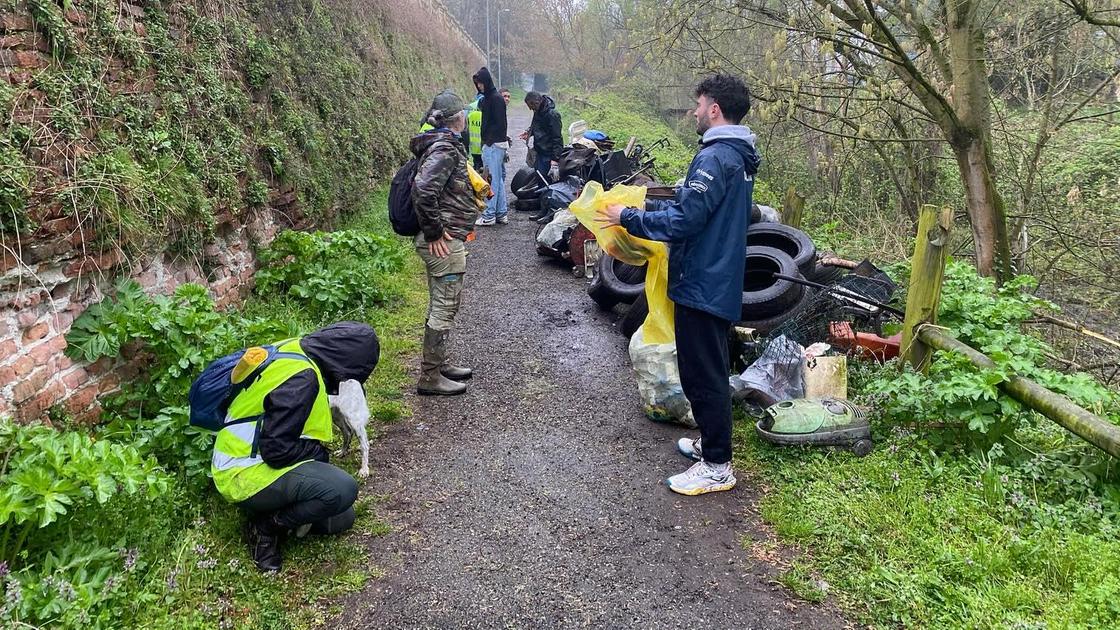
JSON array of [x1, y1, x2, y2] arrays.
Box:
[[331, 105, 847, 629]]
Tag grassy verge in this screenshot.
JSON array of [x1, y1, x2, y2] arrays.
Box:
[[735, 419, 1120, 629]]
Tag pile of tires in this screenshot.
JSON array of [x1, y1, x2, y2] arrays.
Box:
[[511, 167, 547, 212], [615, 223, 832, 339], [588, 254, 646, 309], [738, 246, 813, 334]]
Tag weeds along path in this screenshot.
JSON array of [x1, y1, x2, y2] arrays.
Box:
[[331, 105, 846, 629]]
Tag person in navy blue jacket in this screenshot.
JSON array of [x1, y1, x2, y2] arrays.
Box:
[[600, 74, 760, 496]]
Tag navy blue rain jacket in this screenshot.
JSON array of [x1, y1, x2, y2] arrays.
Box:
[[620, 125, 761, 322]]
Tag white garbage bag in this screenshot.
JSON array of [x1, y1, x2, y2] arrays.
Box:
[[628, 326, 696, 428], [536, 208, 579, 251], [729, 334, 805, 406]]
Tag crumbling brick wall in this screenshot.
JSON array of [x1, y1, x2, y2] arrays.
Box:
[[0, 0, 483, 423]]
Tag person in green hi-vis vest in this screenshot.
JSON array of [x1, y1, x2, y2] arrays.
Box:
[[211, 321, 380, 572], [467, 95, 484, 170]]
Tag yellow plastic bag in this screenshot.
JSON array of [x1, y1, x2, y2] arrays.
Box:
[[466, 163, 492, 210], [568, 182, 674, 344]]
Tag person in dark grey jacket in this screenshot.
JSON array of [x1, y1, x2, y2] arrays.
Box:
[[520, 91, 563, 182], [600, 74, 760, 496]]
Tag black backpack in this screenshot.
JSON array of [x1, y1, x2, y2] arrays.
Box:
[[388, 158, 420, 236]]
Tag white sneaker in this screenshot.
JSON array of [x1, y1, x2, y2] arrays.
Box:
[[475, 216, 496, 226], [677, 437, 702, 462], [667, 460, 736, 496], [497, 215, 509, 225]]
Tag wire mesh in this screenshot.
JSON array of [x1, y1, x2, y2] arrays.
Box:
[[739, 267, 901, 369]]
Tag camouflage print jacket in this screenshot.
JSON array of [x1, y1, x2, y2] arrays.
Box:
[[410, 130, 479, 242]]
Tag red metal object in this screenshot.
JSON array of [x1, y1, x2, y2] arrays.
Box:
[[568, 225, 596, 268], [828, 322, 901, 361]]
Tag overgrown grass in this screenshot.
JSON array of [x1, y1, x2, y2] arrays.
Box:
[[737, 421, 1120, 629], [732, 262, 1120, 628]]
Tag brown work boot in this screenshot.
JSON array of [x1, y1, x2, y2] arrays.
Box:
[[417, 327, 467, 396]]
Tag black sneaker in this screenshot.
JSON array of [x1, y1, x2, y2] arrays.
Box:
[[244, 518, 283, 572]]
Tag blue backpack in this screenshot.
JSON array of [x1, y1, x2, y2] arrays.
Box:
[[188, 345, 308, 431]]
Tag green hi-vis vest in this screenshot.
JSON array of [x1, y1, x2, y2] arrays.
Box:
[[419, 122, 434, 132], [211, 338, 332, 503], [467, 104, 483, 156]]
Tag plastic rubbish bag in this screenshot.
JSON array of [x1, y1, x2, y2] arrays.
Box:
[[536, 208, 580, 252], [568, 182, 674, 344], [729, 335, 806, 407], [466, 163, 492, 210], [628, 326, 696, 428]]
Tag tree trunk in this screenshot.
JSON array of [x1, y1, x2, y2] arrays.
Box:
[[943, 2, 1014, 282], [950, 136, 1014, 281]]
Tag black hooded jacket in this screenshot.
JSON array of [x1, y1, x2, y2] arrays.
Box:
[[530, 95, 563, 159], [258, 322, 380, 469], [472, 67, 507, 145]]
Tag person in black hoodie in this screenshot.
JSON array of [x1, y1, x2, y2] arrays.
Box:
[[472, 67, 510, 226], [228, 321, 380, 571], [520, 91, 563, 183]]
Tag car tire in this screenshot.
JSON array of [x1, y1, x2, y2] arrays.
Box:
[[597, 254, 646, 305], [513, 198, 538, 212], [739, 287, 816, 337], [510, 167, 537, 193], [620, 291, 648, 339], [741, 246, 805, 320], [746, 223, 817, 276], [588, 273, 619, 309]]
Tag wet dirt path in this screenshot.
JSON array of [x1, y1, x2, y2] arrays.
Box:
[[332, 104, 846, 629]]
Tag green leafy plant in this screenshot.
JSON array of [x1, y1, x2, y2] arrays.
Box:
[[255, 229, 407, 318], [867, 261, 1118, 443], [0, 420, 169, 563], [65, 280, 293, 477]]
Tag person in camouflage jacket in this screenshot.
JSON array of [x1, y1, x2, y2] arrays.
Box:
[[410, 129, 479, 242], [410, 91, 478, 397]]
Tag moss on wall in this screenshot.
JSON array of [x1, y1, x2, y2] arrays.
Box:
[[0, 0, 482, 261]]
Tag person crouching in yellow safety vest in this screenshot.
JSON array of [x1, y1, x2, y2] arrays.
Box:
[[212, 321, 379, 572]]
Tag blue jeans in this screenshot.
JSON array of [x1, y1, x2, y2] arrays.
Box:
[[535, 153, 553, 184], [482, 144, 508, 219]]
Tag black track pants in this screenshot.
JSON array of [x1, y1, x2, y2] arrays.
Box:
[[674, 304, 733, 464], [238, 461, 358, 535]]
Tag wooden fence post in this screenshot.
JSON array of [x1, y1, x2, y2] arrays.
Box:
[[781, 185, 805, 228], [901, 204, 953, 371]]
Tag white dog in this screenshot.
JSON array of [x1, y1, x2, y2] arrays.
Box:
[[327, 379, 370, 478]]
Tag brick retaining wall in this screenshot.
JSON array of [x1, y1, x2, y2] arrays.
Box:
[[0, 0, 483, 423]]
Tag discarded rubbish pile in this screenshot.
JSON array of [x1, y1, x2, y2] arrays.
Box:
[[519, 122, 665, 266], [528, 122, 901, 455], [729, 263, 903, 455]]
